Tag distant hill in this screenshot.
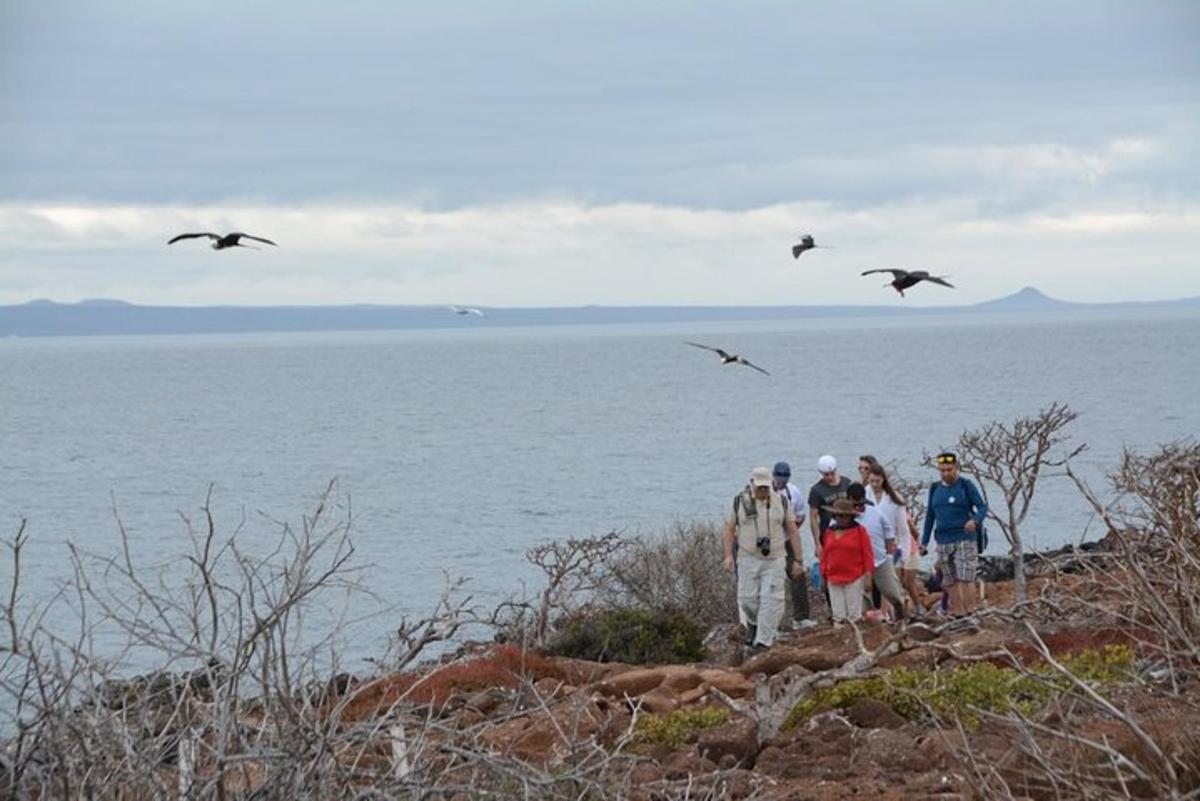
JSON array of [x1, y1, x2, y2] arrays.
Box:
[[974, 286, 1075, 311], [0, 289, 1196, 338]]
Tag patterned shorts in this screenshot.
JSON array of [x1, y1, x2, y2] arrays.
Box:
[[938, 539, 979, 585]]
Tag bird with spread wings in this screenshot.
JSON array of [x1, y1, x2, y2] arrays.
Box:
[[686, 342, 770, 375], [861, 268, 954, 297], [168, 232, 278, 250]]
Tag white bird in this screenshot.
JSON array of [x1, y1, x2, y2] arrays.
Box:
[[448, 306, 484, 317]]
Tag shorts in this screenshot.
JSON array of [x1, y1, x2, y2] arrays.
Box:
[[937, 539, 979, 585]]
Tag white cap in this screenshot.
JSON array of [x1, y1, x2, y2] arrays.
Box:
[[750, 466, 772, 487], [817, 455, 838, 474]]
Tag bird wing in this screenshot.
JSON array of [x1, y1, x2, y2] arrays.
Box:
[[233, 233, 278, 246], [168, 232, 219, 244], [861, 269, 907, 278], [924, 275, 955, 288], [686, 342, 730, 359], [738, 358, 770, 376], [792, 244, 806, 259]]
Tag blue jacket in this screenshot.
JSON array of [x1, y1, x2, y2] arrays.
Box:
[[922, 477, 987, 546]]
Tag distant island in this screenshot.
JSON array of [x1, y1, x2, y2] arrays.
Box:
[[1, 287, 1197, 338]]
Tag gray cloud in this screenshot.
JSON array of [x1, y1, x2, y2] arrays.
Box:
[[2, 1, 1198, 304], [3, 1, 1197, 209]]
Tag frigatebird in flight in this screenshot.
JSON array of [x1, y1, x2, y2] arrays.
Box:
[[168, 232, 278, 250], [792, 234, 832, 259], [861, 269, 954, 297], [685, 342, 770, 375]]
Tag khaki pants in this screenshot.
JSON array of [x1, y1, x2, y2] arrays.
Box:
[[872, 559, 907, 619], [737, 555, 786, 646], [829, 576, 865, 623]]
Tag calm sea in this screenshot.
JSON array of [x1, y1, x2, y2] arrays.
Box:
[[1, 308, 1197, 669]]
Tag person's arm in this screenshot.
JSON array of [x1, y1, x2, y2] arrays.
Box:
[[859, 526, 876, 575], [881, 508, 895, 555], [921, 487, 935, 548], [807, 488, 823, 555], [965, 479, 988, 530], [723, 519, 736, 572], [785, 518, 804, 577], [818, 530, 831, 578]]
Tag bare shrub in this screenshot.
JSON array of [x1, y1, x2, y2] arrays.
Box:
[[930, 402, 1085, 604], [1067, 440, 1200, 673], [915, 441, 1200, 800], [597, 521, 734, 627], [492, 523, 734, 653], [0, 482, 506, 799]]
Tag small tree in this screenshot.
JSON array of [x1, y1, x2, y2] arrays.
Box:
[[935, 402, 1085, 604]]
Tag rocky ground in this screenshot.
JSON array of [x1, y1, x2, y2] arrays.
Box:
[[10, 543, 1197, 800], [322, 565, 1198, 800]]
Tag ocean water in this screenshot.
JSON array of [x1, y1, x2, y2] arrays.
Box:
[[1, 308, 1197, 669]]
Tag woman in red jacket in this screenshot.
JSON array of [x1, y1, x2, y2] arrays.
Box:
[[819, 498, 877, 626]]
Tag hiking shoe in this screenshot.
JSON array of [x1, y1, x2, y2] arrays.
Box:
[[743, 625, 758, 646], [795, 619, 819, 630], [748, 642, 771, 654]]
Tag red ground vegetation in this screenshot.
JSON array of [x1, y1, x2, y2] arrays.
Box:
[[340, 645, 561, 721]]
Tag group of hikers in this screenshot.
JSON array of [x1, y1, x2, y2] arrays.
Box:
[[722, 453, 987, 652]]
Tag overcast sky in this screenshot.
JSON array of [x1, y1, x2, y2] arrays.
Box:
[[2, 1, 1197, 306]]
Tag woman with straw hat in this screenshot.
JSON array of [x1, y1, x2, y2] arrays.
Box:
[[818, 498, 877, 626]]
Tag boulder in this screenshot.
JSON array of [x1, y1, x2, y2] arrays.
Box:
[[532, 677, 566, 699], [658, 666, 705, 693], [662, 746, 718, 780], [698, 669, 754, 698], [597, 667, 666, 697], [551, 657, 627, 686], [481, 695, 613, 764], [464, 686, 509, 715], [696, 715, 759, 767], [637, 686, 682, 715], [844, 698, 907, 730], [677, 683, 710, 705]]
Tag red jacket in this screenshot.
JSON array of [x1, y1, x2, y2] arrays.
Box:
[[820, 524, 875, 585]]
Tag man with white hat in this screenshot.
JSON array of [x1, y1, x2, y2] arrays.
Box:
[[723, 466, 805, 650], [807, 455, 853, 558]]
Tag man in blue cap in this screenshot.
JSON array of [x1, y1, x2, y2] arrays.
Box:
[[772, 461, 815, 629]]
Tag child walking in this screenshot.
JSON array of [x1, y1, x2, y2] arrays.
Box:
[[819, 498, 877, 625]]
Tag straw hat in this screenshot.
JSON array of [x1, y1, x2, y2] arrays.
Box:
[[823, 498, 858, 518]]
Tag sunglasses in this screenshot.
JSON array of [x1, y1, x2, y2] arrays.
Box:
[[936, 455, 957, 465]]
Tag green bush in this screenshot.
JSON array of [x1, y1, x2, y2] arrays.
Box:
[[783, 645, 1137, 731], [545, 607, 707, 665], [634, 706, 731, 747]]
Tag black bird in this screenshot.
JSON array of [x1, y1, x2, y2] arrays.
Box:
[[685, 342, 770, 375], [791, 233, 832, 259], [168, 232, 278, 250], [861, 268, 954, 297]]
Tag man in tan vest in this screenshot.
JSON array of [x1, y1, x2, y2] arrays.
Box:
[[724, 466, 805, 651]]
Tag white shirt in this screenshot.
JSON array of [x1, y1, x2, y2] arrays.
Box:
[[856, 502, 895, 567], [776, 481, 810, 557], [867, 486, 912, 560]]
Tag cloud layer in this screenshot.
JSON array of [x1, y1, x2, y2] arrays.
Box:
[[2, 1, 1197, 304]]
